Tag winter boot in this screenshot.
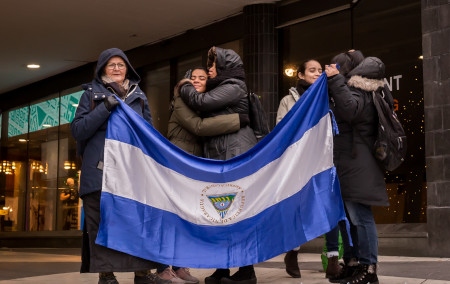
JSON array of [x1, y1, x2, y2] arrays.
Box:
[[284, 250, 301, 278], [204, 268, 230, 284], [339, 264, 379, 284], [98, 272, 118, 284], [329, 258, 358, 283], [326, 256, 342, 279], [221, 266, 257, 284], [134, 270, 172, 284]]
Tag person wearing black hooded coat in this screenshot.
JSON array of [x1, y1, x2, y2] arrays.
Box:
[[178, 46, 257, 284], [324, 50, 389, 284], [71, 48, 170, 284]]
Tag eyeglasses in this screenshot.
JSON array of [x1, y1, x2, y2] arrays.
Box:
[[106, 63, 126, 70]]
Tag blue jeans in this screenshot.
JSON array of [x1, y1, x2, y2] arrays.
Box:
[[340, 201, 378, 265], [325, 225, 340, 252]]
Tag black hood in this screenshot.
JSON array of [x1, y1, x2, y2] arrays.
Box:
[[347, 56, 385, 80], [94, 48, 140, 84], [214, 47, 244, 74]]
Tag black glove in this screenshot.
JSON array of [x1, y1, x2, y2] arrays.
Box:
[[239, 113, 250, 128], [104, 95, 119, 111], [184, 69, 192, 79]]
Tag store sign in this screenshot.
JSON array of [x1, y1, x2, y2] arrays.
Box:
[[385, 75, 402, 91]]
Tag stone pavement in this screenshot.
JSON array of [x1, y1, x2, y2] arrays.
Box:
[[1, 248, 450, 283]]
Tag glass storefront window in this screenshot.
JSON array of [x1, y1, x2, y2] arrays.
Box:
[[57, 90, 82, 230], [353, 0, 425, 223], [0, 89, 82, 232], [3, 106, 30, 231], [27, 95, 60, 231], [281, 0, 424, 223], [141, 64, 171, 135]]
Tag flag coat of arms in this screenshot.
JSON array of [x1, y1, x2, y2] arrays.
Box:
[[97, 74, 346, 268]]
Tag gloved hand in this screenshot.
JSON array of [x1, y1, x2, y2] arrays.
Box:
[[104, 95, 119, 111], [184, 69, 192, 79], [239, 113, 250, 128]]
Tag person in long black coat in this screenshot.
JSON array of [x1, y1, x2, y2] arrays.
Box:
[[71, 48, 170, 284], [325, 50, 389, 284]]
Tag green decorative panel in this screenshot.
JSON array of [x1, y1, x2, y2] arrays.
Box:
[[60, 91, 82, 124], [8, 106, 29, 137], [29, 98, 59, 132]]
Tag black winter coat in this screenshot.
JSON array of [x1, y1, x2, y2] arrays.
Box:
[[328, 57, 389, 206], [179, 47, 257, 159], [70, 48, 152, 197]]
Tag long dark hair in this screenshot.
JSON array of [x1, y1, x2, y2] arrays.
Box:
[[297, 59, 319, 76], [331, 50, 365, 77]]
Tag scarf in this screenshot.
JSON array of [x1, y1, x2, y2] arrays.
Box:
[[102, 75, 130, 100], [296, 79, 312, 96]]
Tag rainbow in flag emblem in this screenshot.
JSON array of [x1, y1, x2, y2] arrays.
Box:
[[200, 184, 245, 223]]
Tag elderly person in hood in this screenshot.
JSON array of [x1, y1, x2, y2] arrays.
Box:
[[324, 50, 390, 284], [71, 48, 170, 284], [177, 47, 258, 284]]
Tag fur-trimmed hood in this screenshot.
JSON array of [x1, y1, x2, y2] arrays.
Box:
[[347, 75, 385, 92], [347, 56, 385, 92]]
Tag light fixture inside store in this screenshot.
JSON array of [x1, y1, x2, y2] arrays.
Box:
[[284, 67, 296, 77], [0, 161, 15, 175], [31, 161, 48, 174], [27, 64, 40, 69], [64, 161, 77, 170]]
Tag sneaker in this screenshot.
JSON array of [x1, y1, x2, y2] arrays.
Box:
[[220, 267, 257, 284], [99, 272, 119, 284], [157, 267, 185, 283], [175, 267, 199, 283], [340, 264, 379, 284], [284, 250, 301, 278], [205, 268, 230, 284], [134, 271, 172, 284]]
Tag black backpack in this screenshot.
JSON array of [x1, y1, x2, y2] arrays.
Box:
[[247, 92, 270, 141], [371, 87, 407, 171]]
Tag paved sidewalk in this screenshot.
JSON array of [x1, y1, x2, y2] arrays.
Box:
[[1, 248, 450, 283]]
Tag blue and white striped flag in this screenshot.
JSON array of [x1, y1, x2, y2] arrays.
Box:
[[96, 74, 345, 268]]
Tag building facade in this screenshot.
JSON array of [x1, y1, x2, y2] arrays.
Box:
[[0, 0, 449, 256]]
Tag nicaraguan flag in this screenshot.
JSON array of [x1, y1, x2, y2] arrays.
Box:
[[97, 74, 346, 268]]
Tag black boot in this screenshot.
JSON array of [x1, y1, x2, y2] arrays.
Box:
[[339, 264, 379, 284], [329, 258, 358, 283], [204, 268, 230, 284], [98, 272, 118, 284], [221, 266, 257, 284], [284, 250, 301, 278], [326, 256, 342, 279]]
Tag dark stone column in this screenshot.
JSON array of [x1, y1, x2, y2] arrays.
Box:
[[422, 1, 450, 256], [243, 4, 278, 130]]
